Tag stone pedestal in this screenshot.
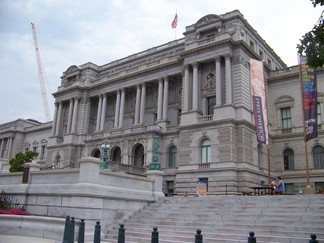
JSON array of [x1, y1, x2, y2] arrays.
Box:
[[145, 170, 165, 199], [79, 156, 101, 183], [304, 184, 314, 194]]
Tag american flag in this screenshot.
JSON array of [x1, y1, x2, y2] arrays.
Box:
[[171, 14, 178, 28]]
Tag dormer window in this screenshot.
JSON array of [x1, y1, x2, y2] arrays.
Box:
[[67, 75, 77, 83]]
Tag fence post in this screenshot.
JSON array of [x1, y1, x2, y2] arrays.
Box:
[[195, 229, 203, 243], [118, 224, 125, 243], [309, 234, 318, 243], [151, 227, 159, 243], [248, 231, 256, 243], [78, 219, 85, 243], [93, 221, 101, 243], [62, 216, 70, 243], [68, 217, 75, 243]]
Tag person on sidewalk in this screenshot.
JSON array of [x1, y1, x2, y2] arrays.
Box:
[[273, 176, 285, 195]]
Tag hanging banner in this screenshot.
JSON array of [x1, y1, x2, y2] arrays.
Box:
[[299, 56, 317, 141], [250, 59, 268, 144]]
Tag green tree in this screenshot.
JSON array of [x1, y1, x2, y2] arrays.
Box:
[[297, 0, 324, 67], [9, 151, 39, 172]]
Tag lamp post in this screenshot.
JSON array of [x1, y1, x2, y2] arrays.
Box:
[[149, 124, 161, 170], [100, 138, 110, 170]]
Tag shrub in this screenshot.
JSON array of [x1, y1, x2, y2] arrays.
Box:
[[0, 190, 29, 215]]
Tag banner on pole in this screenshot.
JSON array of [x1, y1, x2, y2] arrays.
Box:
[[250, 59, 268, 144], [299, 56, 317, 141]]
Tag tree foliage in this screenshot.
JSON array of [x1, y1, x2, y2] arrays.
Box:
[[9, 151, 38, 172], [297, 0, 324, 67]]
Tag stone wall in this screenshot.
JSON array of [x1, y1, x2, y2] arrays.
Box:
[[0, 157, 164, 237]]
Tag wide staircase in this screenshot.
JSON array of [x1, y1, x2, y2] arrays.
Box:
[[103, 195, 324, 243]]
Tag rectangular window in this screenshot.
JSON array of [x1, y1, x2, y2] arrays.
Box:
[[33, 147, 37, 152], [207, 96, 215, 115], [281, 108, 292, 129], [166, 181, 174, 195], [40, 145, 46, 160], [317, 103, 322, 125]]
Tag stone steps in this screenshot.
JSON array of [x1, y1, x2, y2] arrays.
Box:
[[103, 195, 324, 243]]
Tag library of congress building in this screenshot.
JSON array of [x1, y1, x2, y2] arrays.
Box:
[[1, 10, 324, 195]]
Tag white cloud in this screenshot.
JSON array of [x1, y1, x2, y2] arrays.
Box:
[[0, 0, 322, 124]]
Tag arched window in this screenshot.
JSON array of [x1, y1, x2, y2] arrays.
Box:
[[313, 145, 324, 169], [283, 148, 295, 170], [168, 146, 177, 168], [201, 139, 211, 163], [91, 148, 101, 158], [133, 144, 145, 167], [111, 146, 121, 163]]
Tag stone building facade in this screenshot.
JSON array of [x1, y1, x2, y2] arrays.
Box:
[[1, 10, 324, 194]]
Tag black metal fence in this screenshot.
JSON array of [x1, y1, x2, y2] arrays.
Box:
[[62, 216, 320, 243]]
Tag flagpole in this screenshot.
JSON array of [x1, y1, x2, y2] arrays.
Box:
[[299, 57, 314, 194]]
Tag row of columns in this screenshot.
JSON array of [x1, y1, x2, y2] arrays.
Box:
[[183, 55, 232, 112], [0, 137, 13, 158], [51, 56, 231, 135], [95, 76, 170, 131], [52, 97, 80, 136]]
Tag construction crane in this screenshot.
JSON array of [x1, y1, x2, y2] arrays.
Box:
[[31, 22, 51, 122]]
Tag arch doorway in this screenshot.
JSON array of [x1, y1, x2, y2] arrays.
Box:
[[91, 148, 101, 158], [111, 146, 121, 163], [133, 144, 144, 167]]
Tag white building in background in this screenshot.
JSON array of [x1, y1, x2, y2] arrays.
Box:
[[1, 10, 324, 194]]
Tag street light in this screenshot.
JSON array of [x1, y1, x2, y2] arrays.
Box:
[[100, 138, 110, 170], [149, 124, 161, 170]]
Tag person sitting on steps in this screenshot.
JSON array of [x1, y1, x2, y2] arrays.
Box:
[[273, 176, 285, 195]]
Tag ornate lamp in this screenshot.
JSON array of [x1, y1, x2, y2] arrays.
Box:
[[100, 138, 110, 170], [149, 124, 161, 170]]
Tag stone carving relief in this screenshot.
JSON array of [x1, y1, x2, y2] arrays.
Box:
[[233, 55, 249, 68], [202, 73, 216, 91]]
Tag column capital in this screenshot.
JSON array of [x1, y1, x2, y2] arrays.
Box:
[[192, 62, 199, 68], [214, 56, 221, 61], [224, 53, 233, 59], [163, 76, 169, 81]]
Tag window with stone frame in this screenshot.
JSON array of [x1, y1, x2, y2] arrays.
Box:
[[283, 148, 295, 170], [313, 145, 324, 169], [281, 107, 292, 130], [168, 145, 177, 168], [317, 102, 322, 126], [201, 139, 211, 163], [207, 96, 215, 115]]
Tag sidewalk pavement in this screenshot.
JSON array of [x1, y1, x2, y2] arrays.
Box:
[[0, 235, 94, 243], [0, 235, 58, 243]]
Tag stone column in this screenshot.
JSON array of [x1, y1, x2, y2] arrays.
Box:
[[162, 76, 169, 120], [0, 139, 3, 158], [140, 83, 146, 124], [52, 102, 58, 136], [215, 57, 222, 106], [192, 63, 199, 110], [55, 102, 63, 136], [96, 95, 102, 131], [114, 90, 121, 128], [71, 97, 79, 133], [100, 93, 107, 131], [119, 89, 125, 128], [135, 84, 141, 125], [6, 137, 12, 158], [67, 98, 74, 133], [225, 55, 232, 104], [157, 78, 163, 121], [183, 65, 190, 112]]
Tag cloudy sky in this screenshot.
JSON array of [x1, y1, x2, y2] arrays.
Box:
[[0, 0, 322, 124]]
